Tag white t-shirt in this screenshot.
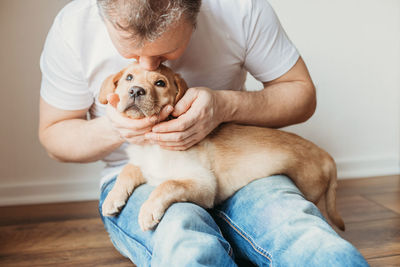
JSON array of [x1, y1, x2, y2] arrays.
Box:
[[40, 0, 299, 186]]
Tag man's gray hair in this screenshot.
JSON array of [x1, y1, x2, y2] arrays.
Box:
[[97, 0, 201, 44]]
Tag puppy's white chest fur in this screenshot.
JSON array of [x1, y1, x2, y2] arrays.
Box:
[[126, 144, 213, 186]]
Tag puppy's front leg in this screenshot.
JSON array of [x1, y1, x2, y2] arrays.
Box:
[[102, 164, 145, 216], [138, 179, 215, 231]]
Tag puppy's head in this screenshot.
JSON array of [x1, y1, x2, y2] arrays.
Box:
[[98, 62, 188, 119]]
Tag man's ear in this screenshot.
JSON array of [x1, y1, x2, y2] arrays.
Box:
[[98, 70, 124, 104], [174, 73, 188, 104]]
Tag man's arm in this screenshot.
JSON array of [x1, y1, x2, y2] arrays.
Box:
[[146, 57, 316, 150], [216, 57, 316, 128], [38, 98, 124, 163], [39, 97, 173, 163]]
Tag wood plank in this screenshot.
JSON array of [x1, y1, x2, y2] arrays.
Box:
[[0, 247, 132, 267], [336, 195, 399, 223], [339, 218, 400, 259], [0, 201, 99, 226], [0, 218, 112, 254], [0, 216, 133, 266], [368, 255, 400, 267], [365, 192, 400, 215], [337, 175, 400, 197]]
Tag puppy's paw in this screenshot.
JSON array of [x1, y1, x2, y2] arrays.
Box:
[[138, 200, 166, 231], [102, 197, 126, 217]]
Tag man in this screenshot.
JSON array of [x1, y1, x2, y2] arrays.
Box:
[[39, 0, 368, 266]]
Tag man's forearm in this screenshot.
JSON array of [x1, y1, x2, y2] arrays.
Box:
[[215, 80, 316, 128], [39, 116, 124, 163]]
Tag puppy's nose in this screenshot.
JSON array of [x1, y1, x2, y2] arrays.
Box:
[[129, 86, 146, 98]]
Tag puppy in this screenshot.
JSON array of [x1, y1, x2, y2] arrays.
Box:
[[99, 62, 345, 231]]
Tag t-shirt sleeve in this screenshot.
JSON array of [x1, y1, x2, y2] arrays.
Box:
[[40, 15, 93, 110], [243, 0, 299, 82]]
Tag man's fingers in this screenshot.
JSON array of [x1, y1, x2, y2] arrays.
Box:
[[152, 112, 196, 133], [153, 133, 196, 147], [119, 126, 153, 138], [172, 88, 197, 117], [124, 135, 153, 146], [107, 93, 120, 108], [145, 125, 196, 143], [156, 105, 174, 123]]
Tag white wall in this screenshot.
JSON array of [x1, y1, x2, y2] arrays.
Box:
[[0, 0, 399, 206], [270, 0, 400, 178], [0, 0, 104, 205]]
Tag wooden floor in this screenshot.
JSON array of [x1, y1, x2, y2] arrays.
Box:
[[0, 175, 399, 266]]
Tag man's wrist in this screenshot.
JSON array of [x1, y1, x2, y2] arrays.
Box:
[[214, 90, 238, 124], [96, 116, 125, 146]]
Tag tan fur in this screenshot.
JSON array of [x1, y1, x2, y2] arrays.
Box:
[[101, 62, 345, 231], [138, 179, 215, 230], [102, 164, 146, 216]]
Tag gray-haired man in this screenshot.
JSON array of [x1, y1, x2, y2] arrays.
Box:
[[39, 0, 368, 265]]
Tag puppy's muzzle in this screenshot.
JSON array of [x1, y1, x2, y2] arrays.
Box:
[[123, 85, 148, 114], [129, 86, 146, 99]]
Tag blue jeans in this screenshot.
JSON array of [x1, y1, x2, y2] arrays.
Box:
[[99, 175, 368, 267]]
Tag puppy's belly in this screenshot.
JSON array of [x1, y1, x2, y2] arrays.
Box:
[[126, 144, 215, 187]]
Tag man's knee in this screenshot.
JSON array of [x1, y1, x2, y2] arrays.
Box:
[[157, 202, 215, 230], [152, 202, 235, 266], [226, 175, 304, 208], [306, 238, 368, 267]]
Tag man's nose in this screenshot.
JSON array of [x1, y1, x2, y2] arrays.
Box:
[[139, 56, 161, 71]]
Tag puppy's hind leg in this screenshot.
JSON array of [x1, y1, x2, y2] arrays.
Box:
[[138, 178, 216, 231], [102, 164, 145, 217]]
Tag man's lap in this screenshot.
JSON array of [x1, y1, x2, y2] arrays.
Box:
[[211, 176, 367, 266], [99, 177, 235, 266], [99, 175, 367, 266]]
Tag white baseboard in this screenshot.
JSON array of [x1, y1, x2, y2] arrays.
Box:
[[0, 156, 398, 206], [336, 156, 400, 179], [0, 179, 100, 206]]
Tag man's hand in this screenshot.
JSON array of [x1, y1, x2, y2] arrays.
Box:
[[145, 87, 225, 150], [106, 93, 174, 145]]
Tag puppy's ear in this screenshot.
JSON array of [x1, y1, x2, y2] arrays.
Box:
[[174, 73, 188, 104], [98, 70, 124, 104]]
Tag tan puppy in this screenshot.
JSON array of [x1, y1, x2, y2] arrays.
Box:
[[99, 62, 345, 231]]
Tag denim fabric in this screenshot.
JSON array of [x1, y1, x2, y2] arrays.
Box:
[[99, 175, 368, 267]]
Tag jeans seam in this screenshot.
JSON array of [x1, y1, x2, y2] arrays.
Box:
[[215, 210, 273, 264], [100, 176, 153, 261]]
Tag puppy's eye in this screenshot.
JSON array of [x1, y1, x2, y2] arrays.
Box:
[[155, 80, 166, 87], [126, 74, 133, 81]]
